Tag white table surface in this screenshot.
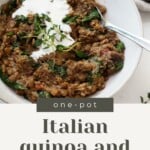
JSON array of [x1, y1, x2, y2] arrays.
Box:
[[0, 11, 150, 104]]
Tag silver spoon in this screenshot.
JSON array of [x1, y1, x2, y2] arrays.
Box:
[[96, 7, 150, 51]]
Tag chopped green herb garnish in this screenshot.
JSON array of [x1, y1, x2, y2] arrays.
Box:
[[56, 45, 67, 52], [21, 51, 29, 56], [63, 15, 78, 24], [48, 61, 67, 77], [34, 39, 43, 47], [13, 83, 26, 90], [7, 32, 14, 36], [0, 69, 26, 90], [115, 60, 124, 71], [17, 32, 27, 41], [82, 8, 101, 22], [8, 0, 17, 11], [39, 91, 51, 99], [41, 14, 51, 22], [20, 0, 25, 2], [32, 14, 70, 51], [116, 41, 125, 52], [75, 50, 88, 59], [34, 14, 47, 35], [56, 66, 67, 77], [56, 42, 81, 53], [32, 62, 40, 69], [15, 15, 28, 23], [12, 41, 20, 48], [87, 73, 93, 84]]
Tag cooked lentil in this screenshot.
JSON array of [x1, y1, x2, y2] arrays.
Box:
[[0, 0, 125, 102]]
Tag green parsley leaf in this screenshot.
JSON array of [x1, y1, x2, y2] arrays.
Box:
[[116, 41, 125, 52], [82, 8, 101, 22], [75, 50, 88, 59], [63, 15, 78, 24]]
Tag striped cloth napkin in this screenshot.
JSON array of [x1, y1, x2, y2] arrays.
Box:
[[135, 0, 150, 12]]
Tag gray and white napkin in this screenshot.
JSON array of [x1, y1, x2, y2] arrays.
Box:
[[135, 0, 150, 12]]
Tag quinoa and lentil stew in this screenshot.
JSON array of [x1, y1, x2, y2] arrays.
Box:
[[0, 0, 125, 102]]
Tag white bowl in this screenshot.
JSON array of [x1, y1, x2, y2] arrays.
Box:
[[0, 0, 142, 103]]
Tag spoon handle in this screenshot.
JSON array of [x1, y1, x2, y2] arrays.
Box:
[[106, 22, 150, 51]]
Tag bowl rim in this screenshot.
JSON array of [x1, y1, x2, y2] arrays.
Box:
[[105, 0, 143, 98]]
